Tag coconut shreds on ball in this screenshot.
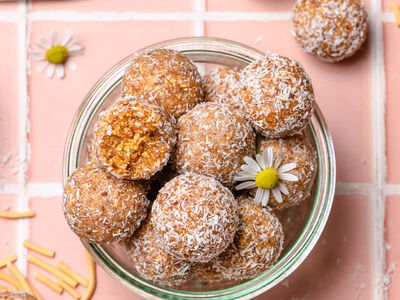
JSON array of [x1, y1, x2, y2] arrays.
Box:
[[214, 195, 284, 280], [63, 162, 149, 243], [175, 102, 255, 188], [239, 53, 315, 138], [0, 291, 37, 300], [127, 215, 195, 287], [92, 98, 176, 180], [151, 173, 239, 263], [291, 0, 368, 62], [122, 48, 203, 120], [202, 67, 242, 110]]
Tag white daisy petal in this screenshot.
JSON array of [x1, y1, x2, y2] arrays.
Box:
[[254, 188, 263, 204], [240, 165, 259, 176], [60, 29, 72, 46], [235, 181, 257, 190], [50, 30, 58, 46], [278, 183, 289, 195], [255, 154, 266, 169], [36, 61, 49, 73], [261, 189, 270, 207], [274, 151, 283, 169], [68, 44, 83, 52], [36, 38, 50, 50], [234, 175, 256, 181], [244, 156, 261, 172], [66, 59, 77, 71], [272, 187, 283, 203], [46, 63, 55, 78], [278, 163, 297, 173], [56, 64, 65, 78], [280, 173, 299, 182], [65, 35, 78, 47], [237, 170, 254, 177], [30, 53, 45, 61]]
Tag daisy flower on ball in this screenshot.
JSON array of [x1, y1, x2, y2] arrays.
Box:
[[30, 29, 83, 79], [235, 147, 299, 207]]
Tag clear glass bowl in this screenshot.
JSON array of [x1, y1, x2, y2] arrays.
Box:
[[62, 37, 336, 299]]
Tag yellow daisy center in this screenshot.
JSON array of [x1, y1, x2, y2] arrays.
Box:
[[45, 45, 69, 64], [255, 168, 279, 189]]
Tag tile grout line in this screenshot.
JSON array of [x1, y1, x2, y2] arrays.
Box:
[[194, 0, 205, 36], [16, 0, 29, 275], [370, 0, 387, 299]]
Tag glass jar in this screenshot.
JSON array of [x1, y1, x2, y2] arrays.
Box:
[[62, 37, 336, 299]]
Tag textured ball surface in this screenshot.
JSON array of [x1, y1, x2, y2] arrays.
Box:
[[239, 54, 314, 138], [215, 195, 284, 280], [175, 102, 255, 187], [93, 98, 176, 180], [291, 0, 368, 62], [63, 162, 149, 243], [127, 215, 194, 287], [122, 48, 203, 120], [152, 173, 239, 262]]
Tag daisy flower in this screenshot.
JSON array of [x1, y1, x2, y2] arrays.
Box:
[[30, 29, 83, 79], [234, 147, 299, 207]]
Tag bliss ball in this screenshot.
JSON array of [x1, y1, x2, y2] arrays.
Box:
[[175, 102, 255, 187], [291, 0, 368, 62], [127, 215, 195, 287], [152, 173, 239, 263], [122, 48, 203, 120], [257, 134, 317, 209], [92, 98, 176, 180], [202, 67, 241, 110], [195, 261, 225, 284], [63, 162, 149, 243], [215, 195, 284, 280], [239, 54, 315, 138]]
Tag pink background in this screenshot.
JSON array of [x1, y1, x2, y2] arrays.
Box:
[[0, 0, 398, 299]]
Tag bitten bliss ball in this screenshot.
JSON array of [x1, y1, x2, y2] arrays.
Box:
[[239, 54, 315, 138], [122, 49, 203, 120], [202, 67, 241, 110], [214, 195, 284, 280], [63, 163, 149, 243], [127, 216, 195, 287], [257, 134, 317, 209], [175, 102, 255, 187], [93, 98, 176, 180], [291, 0, 368, 62], [152, 174, 239, 263]]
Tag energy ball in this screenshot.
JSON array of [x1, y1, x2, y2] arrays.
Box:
[[122, 49, 203, 120], [257, 134, 317, 209], [239, 54, 315, 138], [0, 291, 37, 300], [152, 174, 239, 263], [175, 102, 255, 187], [63, 162, 149, 243], [127, 215, 194, 287], [92, 98, 176, 180], [202, 67, 241, 110], [291, 0, 368, 62], [215, 195, 284, 280], [195, 262, 225, 284]]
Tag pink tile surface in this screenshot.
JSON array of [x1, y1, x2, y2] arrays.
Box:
[[258, 195, 374, 300], [386, 196, 400, 300], [383, 0, 397, 12], [384, 22, 400, 184], [206, 0, 296, 12], [28, 20, 195, 183], [30, 0, 194, 12], [28, 196, 142, 299], [205, 20, 373, 183], [0, 2, 18, 11], [0, 194, 19, 256], [0, 23, 19, 184]]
